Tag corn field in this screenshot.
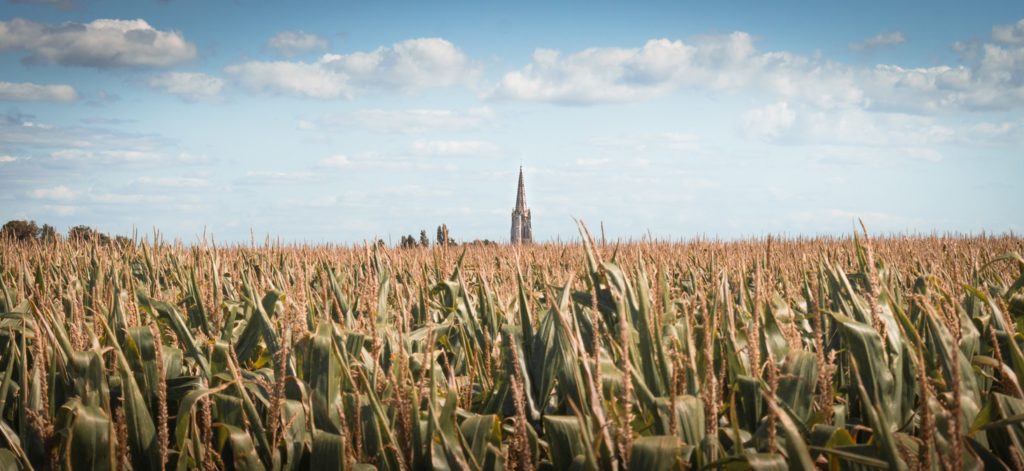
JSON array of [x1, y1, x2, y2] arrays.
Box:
[[1, 224, 1023, 470]]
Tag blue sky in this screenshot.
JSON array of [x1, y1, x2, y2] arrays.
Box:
[[1, 1, 1022, 243]]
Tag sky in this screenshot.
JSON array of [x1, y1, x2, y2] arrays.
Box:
[[1, 1, 1023, 243]]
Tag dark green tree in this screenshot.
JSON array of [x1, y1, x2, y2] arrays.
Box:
[[68, 225, 111, 244], [1, 220, 39, 241], [39, 224, 59, 243], [400, 235, 417, 249], [436, 224, 451, 246], [68, 225, 93, 241], [419, 230, 429, 248]]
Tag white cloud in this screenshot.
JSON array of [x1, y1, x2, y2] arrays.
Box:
[[806, 109, 952, 147], [849, 32, 906, 51], [411, 139, 499, 156], [326, 38, 478, 89], [29, 185, 76, 200], [148, 72, 225, 101], [868, 64, 971, 94], [490, 34, 867, 107], [861, 40, 1024, 111], [226, 38, 478, 99], [0, 111, 202, 170], [267, 31, 328, 57], [0, 155, 16, 163], [761, 59, 867, 110], [993, 19, 1024, 44], [0, 18, 196, 68], [490, 25, 1024, 112], [746, 105, 951, 162], [741, 102, 796, 140], [0, 81, 77, 102], [490, 34, 763, 104], [225, 58, 353, 99]]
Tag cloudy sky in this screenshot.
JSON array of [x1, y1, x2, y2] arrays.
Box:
[[1, 1, 1022, 243]]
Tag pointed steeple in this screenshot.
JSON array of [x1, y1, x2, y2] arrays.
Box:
[[514, 166, 527, 211], [510, 166, 533, 244]]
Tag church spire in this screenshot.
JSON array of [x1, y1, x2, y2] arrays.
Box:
[[514, 166, 527, 211], [510, 166, 533, 244]]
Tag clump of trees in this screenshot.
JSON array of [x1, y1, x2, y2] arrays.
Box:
[[398, 225, 462, 249], [396, 225, 496, 249], [399, 235, 419, 249], [2, 220, 59, 242], [2, 220, 130, 246], [464, 239, 497, 246], [68, 225, 113, 244]]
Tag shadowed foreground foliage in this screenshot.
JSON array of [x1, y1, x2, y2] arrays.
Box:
[[1, 226, 1023, 470]]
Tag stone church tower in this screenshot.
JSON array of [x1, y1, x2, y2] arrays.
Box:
[[510, 167, 532, 244]]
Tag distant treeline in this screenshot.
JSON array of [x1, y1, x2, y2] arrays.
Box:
[[1, 219, 133, 245], [396, 224, 497, 248], [2, 220, 498, 247]]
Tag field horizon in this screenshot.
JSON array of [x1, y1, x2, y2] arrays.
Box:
[[3, 216, 1021, 249]]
